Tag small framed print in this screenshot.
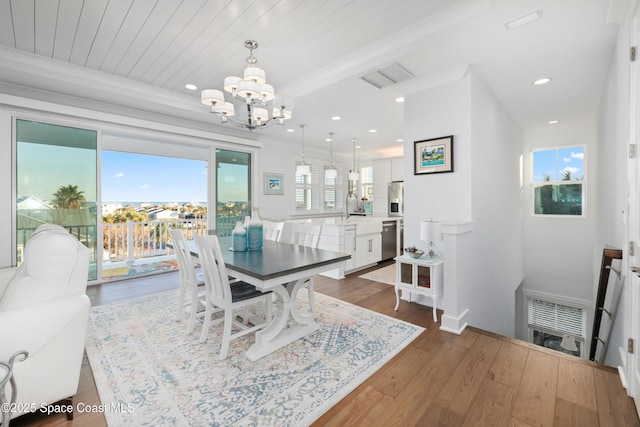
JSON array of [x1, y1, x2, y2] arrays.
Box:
[[264, 173, 284, 195], [414, 135, 454, 175]]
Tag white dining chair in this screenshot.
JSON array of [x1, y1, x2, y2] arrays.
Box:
[[170, 229, 206, 334], [194, 234, 272, 359], [262, 219, 284, 242], [288, 223, 322, 316]]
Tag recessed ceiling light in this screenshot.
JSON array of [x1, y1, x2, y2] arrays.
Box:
[[355, 145, 362, 149], [369, 129, 377, 133], [395, 97, 405, 103], [548, 120, 560, 124], [286, 128, 295, 132], [396, 138, 404, 142], [185, 83, 198, 90], [533, 78, 551, 85], [331, 116, 341, 120], [504, 10, 543, 31]]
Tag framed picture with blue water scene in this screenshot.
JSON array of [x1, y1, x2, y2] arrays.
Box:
[[264, 172, 284, 195], [414, 135, 454, 175]]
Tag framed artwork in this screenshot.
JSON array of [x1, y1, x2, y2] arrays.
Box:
[[264, 173, 284, 195], [414, 135, 454, 175]]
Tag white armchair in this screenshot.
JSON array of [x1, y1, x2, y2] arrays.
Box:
[[0, 224, 90, 421]]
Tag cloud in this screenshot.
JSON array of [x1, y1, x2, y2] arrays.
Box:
[[141, 184, 149, 189], [563, 152, 584, 162], [114, 172, 124, 178]]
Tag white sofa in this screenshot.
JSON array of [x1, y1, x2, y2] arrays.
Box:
[[0, 224, 91, 421]]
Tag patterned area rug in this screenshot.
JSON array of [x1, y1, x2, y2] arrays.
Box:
[[85, 290, 423, 426], [102, 259, 178, 281], [359, 264, 396, 285]]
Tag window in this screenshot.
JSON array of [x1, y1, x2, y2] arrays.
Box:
[[360, 165, 373, 201], [295, 158, 344, 212], [527, 294, 587, 357], [16, 119, 98, 280], [532, 146, 585, 216]]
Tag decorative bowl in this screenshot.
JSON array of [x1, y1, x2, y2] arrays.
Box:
[[404, 247, 424, 258]]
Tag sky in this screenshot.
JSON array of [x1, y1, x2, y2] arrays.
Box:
[[532, 147, 584, 182], [102, 151, 208, 202]]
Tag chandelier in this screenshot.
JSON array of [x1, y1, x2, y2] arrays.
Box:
[[200, 40, 294, 131]]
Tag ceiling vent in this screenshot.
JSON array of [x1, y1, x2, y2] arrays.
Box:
[[361, 62, 414, 90]]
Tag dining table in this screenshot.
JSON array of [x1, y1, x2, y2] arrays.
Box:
[[183, 236, 350, 361]]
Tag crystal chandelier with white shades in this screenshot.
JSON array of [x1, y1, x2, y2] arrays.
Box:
[[200, 40, 294, 131]]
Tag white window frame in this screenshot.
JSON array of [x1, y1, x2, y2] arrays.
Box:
[[295, 156, 344, 214], [531, 145, 586, 217]]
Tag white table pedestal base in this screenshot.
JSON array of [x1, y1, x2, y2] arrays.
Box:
[[246, 279, 318, 362]]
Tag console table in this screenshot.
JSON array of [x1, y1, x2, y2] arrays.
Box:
[[394, 254, 443, 322]]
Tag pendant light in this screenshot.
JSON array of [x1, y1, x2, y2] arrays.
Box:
[[348, 138, 360, 181], [295, 124, 311, 175], [325, 132, 338, 179]]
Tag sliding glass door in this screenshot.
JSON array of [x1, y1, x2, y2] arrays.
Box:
[[15, 119, 98, 280], [215, 149, 251, 236]]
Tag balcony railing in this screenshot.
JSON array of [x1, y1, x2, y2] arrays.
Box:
[[103, 219, 208, 262], [17, 213, 249, 280]]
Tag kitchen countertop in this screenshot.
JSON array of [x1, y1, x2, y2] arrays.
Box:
[[288, 216, 402, 226]]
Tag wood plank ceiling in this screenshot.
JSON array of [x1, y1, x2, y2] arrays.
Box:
[[0, 0, 620, 157]]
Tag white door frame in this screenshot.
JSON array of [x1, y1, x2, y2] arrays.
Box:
[[626, 1, 640, 413]]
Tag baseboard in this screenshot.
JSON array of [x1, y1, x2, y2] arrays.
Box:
[[440, 309, 469, 335]]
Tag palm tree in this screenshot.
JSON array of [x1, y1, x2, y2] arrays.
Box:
[[52, 184, 85, 209]]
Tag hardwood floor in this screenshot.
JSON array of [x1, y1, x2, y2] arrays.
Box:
[[11, 263, 640, 426]]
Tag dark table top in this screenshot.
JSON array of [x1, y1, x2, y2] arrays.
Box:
[[217, 236, 350, 281]]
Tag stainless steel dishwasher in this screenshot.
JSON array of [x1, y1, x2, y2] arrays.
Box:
[[381, 220, 398, 261]]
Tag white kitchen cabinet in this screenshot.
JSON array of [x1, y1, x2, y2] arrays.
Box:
[[297, 218, 381, 277], [373, 159, 391, 216], [343, 225, 356, 272], [355, 233, 382, 269], [391, 157, 404, 181], [372, 159, 392, 199]]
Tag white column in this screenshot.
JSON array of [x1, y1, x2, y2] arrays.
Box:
[[439, 220, 474, 335]]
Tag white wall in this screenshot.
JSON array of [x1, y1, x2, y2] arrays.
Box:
[[468, 73, 523, 336], [403, 71, 523, 337], [595, 2, 633, 366], [254, 140, 297, 221], [521, 121, 597, 302], [255, 141, 350, 221]]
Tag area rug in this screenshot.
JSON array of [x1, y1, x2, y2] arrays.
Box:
[[102, 259, 178, 281], [358, 264, 396, 286], [85, 290, 424, 426]]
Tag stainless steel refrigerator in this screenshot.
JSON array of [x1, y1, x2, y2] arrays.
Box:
[[388, 181, 404, 217]]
